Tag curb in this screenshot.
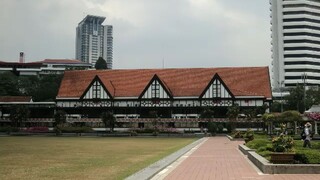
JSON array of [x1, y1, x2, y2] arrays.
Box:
[[239, 144, 320, 174], [125, 138, 206, 180]]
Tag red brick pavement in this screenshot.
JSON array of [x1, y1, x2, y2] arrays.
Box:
[[164, 137, 320, 180]]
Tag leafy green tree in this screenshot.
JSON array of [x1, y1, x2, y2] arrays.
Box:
[[306, 87, 320, 108], [54, 110, 66, 135], [18, 76, 39, 96], [278, 110, 302, 122], [101, 111, 116, 132], [255, 104, 268, 115], [270, 101, 282, 113], [242, 109, 256, 120], [207, 122, 217, 135], [54, 110, 66, 125], [200, 108, 214, 118], [95, 57, 108, 70], [10, 105, 30, 127], [262, 113, 277, 122], [227, 104, 240, 120], [262, 113, 277, 134], [285, 85, 305, 113], [0, 72, 20, 96]]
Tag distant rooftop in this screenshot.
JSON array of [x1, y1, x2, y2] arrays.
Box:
[[0, 59, 90, 66], [37, 59, 89, 65], [78, 15, 106, 25], [0, 96, 32, 102]]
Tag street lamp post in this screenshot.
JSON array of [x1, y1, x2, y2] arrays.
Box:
[[279, 80, 284, 113], [302, 73, 307, 112]]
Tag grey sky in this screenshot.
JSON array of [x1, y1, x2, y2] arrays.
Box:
[[0, 0, 271, 69]]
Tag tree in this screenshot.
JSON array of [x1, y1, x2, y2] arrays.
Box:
[[32, 74, 63, 102], [54, 110, 66, 135], [306, 87, 320, 108], [207, 122, 217, 135], [10, 105, 30, 127], [278, 110, 302, 122], [54, 110, 66, 125], [285, 85, 305, 113], [95, 57, 108, 70], [200, 108, 215, 118], [270, 101, 282, 113], [0, 72, 20, 96], [149, 111, 159, 135], [227, 104, 240, 131], [101, 111, 116, 132], [262, 113, 278, 135], [227, 104, 240, 120]]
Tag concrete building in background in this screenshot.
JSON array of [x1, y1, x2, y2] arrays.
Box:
[[75, 15, 113, 68], [271, 0, 320, 89]]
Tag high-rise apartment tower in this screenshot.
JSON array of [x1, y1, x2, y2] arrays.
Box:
[[271, 0, 320, 89], [76, 15, 113, 68]]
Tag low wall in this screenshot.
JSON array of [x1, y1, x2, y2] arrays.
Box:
[[239, 144, 320, 174]]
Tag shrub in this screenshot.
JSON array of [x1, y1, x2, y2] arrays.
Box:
[[246, 139, 271, 150], [24, 127, 49, 133], [233, 131, 243, 138], [272, 134, 294, 152], [54, 126, 93, 134], [0, 126, 19, 133], [134, 128, 154, 134], [152, 131, 158, 136], [294, 153, 308, 164], [244, 129, 254, 143], [130, 131, 138, 136]]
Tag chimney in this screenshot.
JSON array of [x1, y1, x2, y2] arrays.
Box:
[[19, 52, 25, 63]]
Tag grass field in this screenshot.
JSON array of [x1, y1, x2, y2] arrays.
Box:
[[0, 137, 196, 180]]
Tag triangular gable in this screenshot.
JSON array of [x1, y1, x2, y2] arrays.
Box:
[[200, 73, 234, 99], [139, 74, 173, 99], [80, 75, 113, 100]]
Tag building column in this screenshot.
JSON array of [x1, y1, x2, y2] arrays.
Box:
[[315, 121, 318, 135]]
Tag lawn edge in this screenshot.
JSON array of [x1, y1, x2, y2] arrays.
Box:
[[125, 138, 206, 180]]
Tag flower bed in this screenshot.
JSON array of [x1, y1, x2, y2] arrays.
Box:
[[246, 135, 320, 164]]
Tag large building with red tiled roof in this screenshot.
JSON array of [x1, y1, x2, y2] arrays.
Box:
[[56, 67, 272, 123]]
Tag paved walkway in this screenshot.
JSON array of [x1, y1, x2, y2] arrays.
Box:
[[156, 137, 320, 180]]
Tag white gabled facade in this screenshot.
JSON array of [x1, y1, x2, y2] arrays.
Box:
[[201, 79, 232, 99], [141, 79, 171, 99], [200, 74, 233, 107], [140, 75, 172, 107], [83, 80, 110, 100]]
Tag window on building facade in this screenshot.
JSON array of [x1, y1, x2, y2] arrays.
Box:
[[212, 80, 221, 98], [92, 81, 101, 99], [151, 81, 160, 98]]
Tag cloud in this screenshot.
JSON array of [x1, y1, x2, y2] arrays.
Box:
[[0, 0, 271, 70]]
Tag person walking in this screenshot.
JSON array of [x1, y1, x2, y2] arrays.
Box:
[[303, 122, 312, 148]]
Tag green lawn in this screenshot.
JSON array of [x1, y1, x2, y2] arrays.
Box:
[[0, 137, 196, 180]]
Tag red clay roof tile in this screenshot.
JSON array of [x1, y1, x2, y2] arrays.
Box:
[[0, 96, 32, 102], [57, 67, 272, 99]]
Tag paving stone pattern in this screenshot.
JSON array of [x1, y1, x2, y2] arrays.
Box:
[[164, 137, 320, 180]]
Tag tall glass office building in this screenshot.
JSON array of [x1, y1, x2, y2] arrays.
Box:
[[76, 15, 113, 68], [271, 0, 320, 88]]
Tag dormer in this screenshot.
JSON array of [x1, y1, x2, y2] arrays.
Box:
[[139, 74, 172, 99], [200, 73, 234, 99], [80, 75, 113, 100]]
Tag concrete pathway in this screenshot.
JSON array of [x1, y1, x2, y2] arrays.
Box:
[[156, 137, 320, 180]]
